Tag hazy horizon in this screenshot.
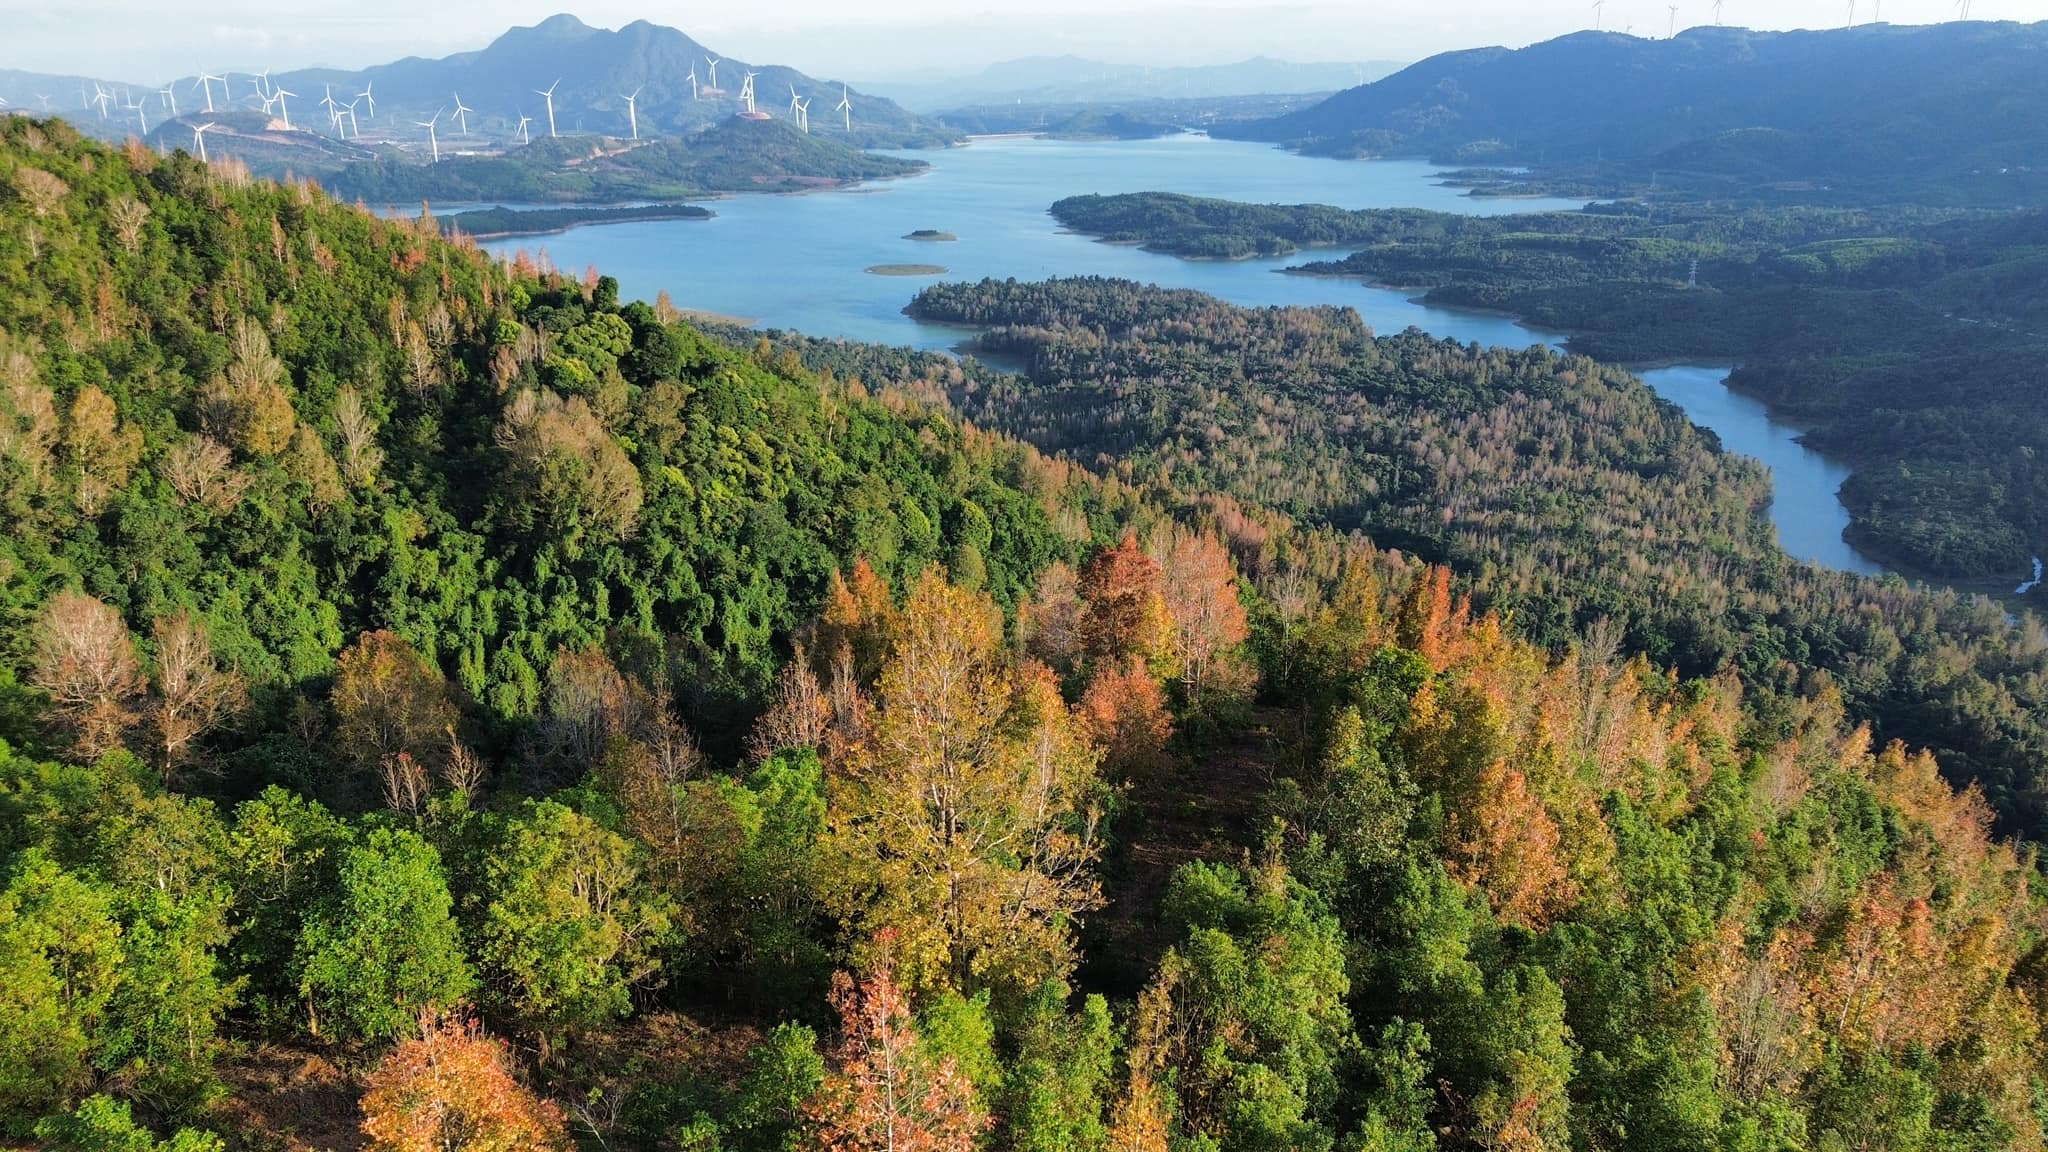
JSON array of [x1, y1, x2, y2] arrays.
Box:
[[3, 0, 2039, 88]]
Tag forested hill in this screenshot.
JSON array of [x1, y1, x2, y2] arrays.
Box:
[[7, 117, 2048, 1152], [1223, 21, 2048, 203], [324, 116, 928, 204], [906, 276, 2048, 834]]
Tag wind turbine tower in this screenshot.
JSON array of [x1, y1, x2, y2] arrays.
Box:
[[416, 110, 442, 162], [537, 80, 561, 137], [621, 87, 641, 139], [1592, 0, 1606, 30], [1713, 0, 1724, 24], [1668, 4, 1679, 36]]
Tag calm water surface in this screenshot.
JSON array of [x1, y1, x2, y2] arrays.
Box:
[[479, 133, 1886, 574]]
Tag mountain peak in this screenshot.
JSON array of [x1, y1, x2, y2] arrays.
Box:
[[529, 13, 598, 41]]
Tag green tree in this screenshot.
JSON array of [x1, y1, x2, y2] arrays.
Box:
[[0, 850, 123, 1129], [33, 1094, 224, 1152], [473, 800, 673, 1045], [295, 824, 474, 1041]]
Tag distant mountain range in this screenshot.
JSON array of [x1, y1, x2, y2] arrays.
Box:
[[867, 55, 1405, 113], [2, 14, 956, 152], [1222, 20, 2048, 203]]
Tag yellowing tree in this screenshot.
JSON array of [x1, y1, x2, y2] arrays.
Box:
[[827, 570, 1104, 995]]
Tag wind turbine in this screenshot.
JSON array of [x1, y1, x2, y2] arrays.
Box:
[[340, 98, 360, 138], [127, 94, 149, 135], [795, 96, 810, 134], [90, 84, 113, 120], [37, 95, 52, 113], [193, 72, 221, 114], [451, 92, 473, 134], [705, 56, 721, 91], [1845, 0, 1855, 25], [515, 114, 533, 145], [191, 122, 216, 163], [160, 85, 178, 116], [1592, 0, 1606, 30], [788, 83, 803, 120], [621, 86, 641, 139], [272, 87, 297, 129], [357, 80, 375, 119], [740, 71, 759, 113], [320, 84, 339, 131], [1713, 0, 1724, 24], [1669, 4, 1679, 36], [415, 110, 442, 162], [836, 85, 851, 132], [688, 63, 700, 100], [536, 79, 560, 137], [1955, 0, 1971, 16]]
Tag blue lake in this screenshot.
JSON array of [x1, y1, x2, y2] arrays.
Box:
[[477, 132, 1885, 575]]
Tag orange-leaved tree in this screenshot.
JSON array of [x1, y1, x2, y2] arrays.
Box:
[[360, 1010, 569, 1152]]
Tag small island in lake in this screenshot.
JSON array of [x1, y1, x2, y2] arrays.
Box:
[[440, 203, 713, 239], [867, 264, 950, 276], [905, 229, 959, 242]]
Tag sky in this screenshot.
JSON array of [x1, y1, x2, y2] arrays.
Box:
[[3, 0, 2041, 84]]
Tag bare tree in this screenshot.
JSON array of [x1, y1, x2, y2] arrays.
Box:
[[108, 196, 151, 254], [747, 644, 831, 762], [11, 167, 68, 218], [33, 590, 144, 757], [381, 752, 431, 817], [163, 435, 251, 513], [333, 387, 384, 487], [442, 728, 490, 801], [148, 611, 246, 781]]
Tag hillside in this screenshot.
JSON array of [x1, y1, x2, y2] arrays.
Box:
[[324, 116, 928, 204], [905, 276, 2048, 832], [1048, 192, 2048, 581], [1225, 20, 2048, 204]]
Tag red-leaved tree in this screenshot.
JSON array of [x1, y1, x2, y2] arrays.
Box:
[[807, 956, 987, 1152]]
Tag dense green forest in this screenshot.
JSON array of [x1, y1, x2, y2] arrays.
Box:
[[8, 119, 2048, 1152], [324, 118, 928, 205], [903, 276, 2048, 831], [1050, 193, 2048, 581], [1220, 21, 2048, 206]]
